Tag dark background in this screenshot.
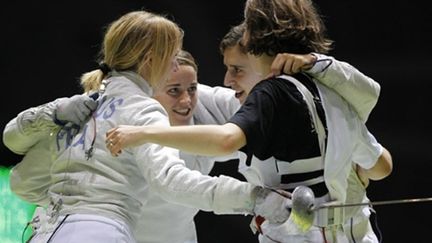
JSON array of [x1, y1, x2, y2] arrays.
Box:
[[1, 1, 431, 242]]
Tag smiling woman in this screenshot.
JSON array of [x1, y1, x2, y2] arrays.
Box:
[[153, 50, 199, 126]]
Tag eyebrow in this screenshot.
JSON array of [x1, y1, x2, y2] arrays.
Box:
[[228, 64, 244, 69], [165, 82, 198, 88], [165, 84, 181, 87]]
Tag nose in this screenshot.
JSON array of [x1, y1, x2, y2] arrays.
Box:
[[223, 71, 233, 87], [178, 91, 191, 105]]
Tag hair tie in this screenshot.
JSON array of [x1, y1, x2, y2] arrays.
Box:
[[98, 62, 112, 75]]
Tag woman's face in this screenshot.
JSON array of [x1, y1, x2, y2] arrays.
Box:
[[153, 65, 198, 126]]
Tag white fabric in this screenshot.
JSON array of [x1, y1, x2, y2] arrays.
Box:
[[9, 136, 54, 206], [306, 53, 380, 123], [239, 75, 383, 242], [5, 58, 380, 242], [133, 84, 241, 243], [7, 71, 256, 242], [318, 80, 383, 203], [29, 214, 135, 243], [3, 99, 65, 205], [50, 70, 256, 223], [340, 167, 378, 242], [3, 98, 64, 154], [4, 81, 243, 243], [254, 188, 291, 224]]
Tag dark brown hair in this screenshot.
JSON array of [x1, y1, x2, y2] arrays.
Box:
[[219, 23, 248, 54], [244, 0, 333, 56]]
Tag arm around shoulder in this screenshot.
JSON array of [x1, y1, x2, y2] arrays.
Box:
[[306, 53, 381, 122]]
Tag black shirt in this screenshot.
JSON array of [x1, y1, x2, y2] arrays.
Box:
[[229, 73, 322, 162]]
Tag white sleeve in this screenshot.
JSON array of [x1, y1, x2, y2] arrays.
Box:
[[135, 144, 256, 214], [3, 98, 65, 154], [351, 123, 383, 170], [9, 138, 54, 206], [5, 99, 67, 206], [131, 103, 256, 215], [193, 84, 240, 125], [179, 152, 215, 175], [305, 53, 380, 123]]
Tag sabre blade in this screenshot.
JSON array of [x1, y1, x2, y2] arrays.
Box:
[[313, 197, 432, 211]]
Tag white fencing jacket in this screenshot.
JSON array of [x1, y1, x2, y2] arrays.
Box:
[[5, 71, 258, 240], [4, 54, 380, 242], [133, 84, 242, 243]]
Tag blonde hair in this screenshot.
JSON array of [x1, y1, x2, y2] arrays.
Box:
[[176, 50, 198, 73], [81, 11, 183, 92]]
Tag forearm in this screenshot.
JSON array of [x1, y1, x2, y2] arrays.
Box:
[[136, 144, 257, 215], [144, 123, 245, 156]]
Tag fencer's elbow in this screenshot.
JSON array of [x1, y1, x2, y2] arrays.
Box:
[[219, 135, 240, 154], [3, 131, 25, 155], [380, 148, 393, 178], [372, 148, 393, 180], [217, 125, 245, 155]]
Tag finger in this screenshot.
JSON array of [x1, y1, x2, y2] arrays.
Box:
[[269, 54, 286, 76], [110, 150, 118, 157], [269, 54, 285, 76], [106, 140, 113, 150], [76, 111, 87, 124], [76, 102, 92, 118], [106, 128, 117, 138], [111, 142, 122, 154], [291, 59, 305, 74], [84, 99, 98, 111], [283, 58, 295, 75], [265, 72, 275, 79], [300, 54, 316, 71], [110, 146, 122, 157], [106, 138, 118, 149]]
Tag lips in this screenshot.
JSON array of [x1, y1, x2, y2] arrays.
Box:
[[173, 108, 191, 116], [235, 91, 244, 99]]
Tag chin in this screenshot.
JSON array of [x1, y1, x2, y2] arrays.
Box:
[[172, 117, 192, 126]]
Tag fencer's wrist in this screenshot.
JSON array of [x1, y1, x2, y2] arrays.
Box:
[[253, 187, 291, 223], [253, 186, 270, 212], [304, 52, 333, 74], [53, 108, 67, 126], [302, 53, 318, 71]]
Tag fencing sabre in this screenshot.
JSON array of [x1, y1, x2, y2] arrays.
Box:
[[274, 185, 432, 232]]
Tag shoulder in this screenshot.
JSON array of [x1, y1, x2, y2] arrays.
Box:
[[197, 83, 235, 98], [105, 80, 169, 126], [194, 83, 240, 124]]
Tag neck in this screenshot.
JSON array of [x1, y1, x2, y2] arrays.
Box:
[[257, 54, 274, 76]]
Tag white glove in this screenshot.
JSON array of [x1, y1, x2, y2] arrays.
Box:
[[254, 187, 292, 224], [54, 94, 98, 126]]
